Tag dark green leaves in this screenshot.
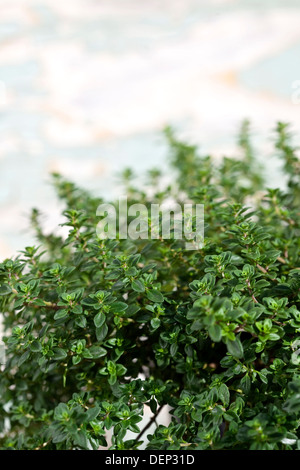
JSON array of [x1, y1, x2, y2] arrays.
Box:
[[17, 350, 30, 366], [88, 345, 107, 359], [226, 336, 244, 359], [0, 284, 12, 295], [110, 301, 128, 313], [54, 309, 68, 321], [147, 290, 164, 303], [219, 384, 230, 407], [96, 323, 108, 342], [1, 124, 300, 451], [284, 379, 300, 414], [131, 279, 145, 293], [85, 405, 101, 422], [240, 374, 251, 394], [52, 348, 68, 360], [208, 324, 222, 342], [30, 340, 42, 353], [94, 311, 106, 328]]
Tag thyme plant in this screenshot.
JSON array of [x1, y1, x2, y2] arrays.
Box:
[[0, 122, 300, 450]]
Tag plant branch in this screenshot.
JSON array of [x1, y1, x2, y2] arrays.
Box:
[[134, 405, 165, 445]]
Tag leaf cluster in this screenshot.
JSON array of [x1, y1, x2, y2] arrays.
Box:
[[0, 122, 300, 450]]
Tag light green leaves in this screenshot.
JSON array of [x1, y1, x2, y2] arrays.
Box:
[[99, 360, 127, 386]]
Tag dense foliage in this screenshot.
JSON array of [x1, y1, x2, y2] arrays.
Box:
[[0, 122, 300, 450]]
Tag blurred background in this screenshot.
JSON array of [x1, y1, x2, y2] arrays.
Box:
[[1, 0, 300, 259]]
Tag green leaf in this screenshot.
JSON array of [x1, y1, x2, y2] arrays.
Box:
[[268, 333, 281, 341], [170, 343, 178, 356], [52, 430, 68, 443], [208, 324, 222, 342], [284, 394, 300, 414], [96, 323, 108, 342], [30, 340, 42, 353], [147, 290, 164, 303], [85, 406, 101, 422], [52, 348, 68, 360], [258, 369, 270, 384], [124, 304, 140, 317], [34, 298, 47, 306], [72, 304, 83, 314], [131, 279, 145, 293], [116, 364, 127, 376], [89, 345, 107, 359], [82, 349, 93, 359], [150, 318, 161, 330], [219, 383, 230, 407], [108, 374, 117, 385], [72, 355, 81, 365], [75, 316, 87, 328], [94, 311, 106, 328], [54, 309, 68, 320], [54, 403, 70, 420], [0, 284, 12, 295], [107, 361, 116, 375], [149, 398, 157, 414], [18, 350, 30, 366], [110, 302, 128, 313], [226, 337, 244, 359], [240, 374, 251, 394], [74, 430, 89, 449]]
